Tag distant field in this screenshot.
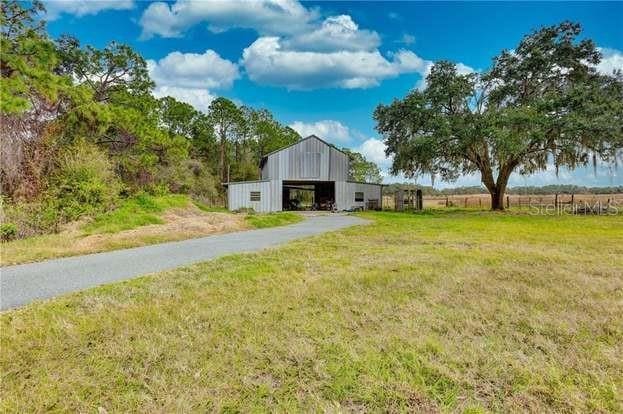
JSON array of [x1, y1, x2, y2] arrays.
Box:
[[1, 210, 621, 412], [383, 193, 623, 210]]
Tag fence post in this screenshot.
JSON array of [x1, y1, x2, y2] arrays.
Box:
[[445, 196, 449, 207], [555, 193, 558, 208], [506, 195, 510, 209], [416, 189, 423, 210], [464, 197, 468, 208]]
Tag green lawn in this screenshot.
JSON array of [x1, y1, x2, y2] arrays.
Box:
[[1, 211, 621, 412], [245, 211, 303, 228]]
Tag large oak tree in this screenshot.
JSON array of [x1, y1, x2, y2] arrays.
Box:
[[374, 22, 623, 210]]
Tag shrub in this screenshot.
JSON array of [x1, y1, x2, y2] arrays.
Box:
[[46, 141, 121, 224], [0, 223, 17, 241], [155, 159, 218, 199]]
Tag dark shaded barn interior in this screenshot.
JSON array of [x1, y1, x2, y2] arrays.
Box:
[[282, 181, 335, 210]]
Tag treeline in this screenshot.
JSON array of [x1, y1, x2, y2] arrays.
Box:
[[0, 1, 378, 238], [383, 184, 623, 196]]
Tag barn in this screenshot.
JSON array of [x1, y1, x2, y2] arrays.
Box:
[[224, 135, 383, 212]]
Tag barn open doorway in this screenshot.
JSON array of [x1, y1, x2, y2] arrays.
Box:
[[282, 181, 335, 211]]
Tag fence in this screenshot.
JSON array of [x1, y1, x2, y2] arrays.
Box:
[[196, 195, 227, 209], [382, 193, 621, 210]]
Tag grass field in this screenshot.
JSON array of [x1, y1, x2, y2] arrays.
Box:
[[0, 195, 301, 266], [1, 211, 621, 412]]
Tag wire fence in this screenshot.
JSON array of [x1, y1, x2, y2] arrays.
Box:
[[382, 193, 622, 210]]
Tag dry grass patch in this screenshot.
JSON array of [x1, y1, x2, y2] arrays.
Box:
[[1, 194, 301, 266], [1, 202, 247, 266], [1, 211, 621, 412]]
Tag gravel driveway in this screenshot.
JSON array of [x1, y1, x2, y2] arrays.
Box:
[[1, 214, 367, 310]]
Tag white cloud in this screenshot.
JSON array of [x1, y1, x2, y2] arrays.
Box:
[[396, 34, 416, 46], [289, 120, 351, 144], [147, 50, 238, 113], [283, 15, 380, 52], [45, 0, 134, 20], [596, 47, 623, 76], [356, 138, 392, 169], [152, 86, 216, 113], [147, 50, 239, 90], [139, 0, 316, 39], [242, 37, 432, 90]]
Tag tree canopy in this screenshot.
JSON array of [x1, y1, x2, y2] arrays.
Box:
[[374, 22, 623, 209], [342, 148, 383, 183], [1, 0, 381, 235]]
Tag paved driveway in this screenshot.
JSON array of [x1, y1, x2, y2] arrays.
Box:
[[1, 215, 367, 310]]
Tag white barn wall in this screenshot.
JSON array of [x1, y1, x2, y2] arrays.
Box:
[[231, 135, 382, 212], [336, 181, 382, 210], [227, 181, 273, 213]]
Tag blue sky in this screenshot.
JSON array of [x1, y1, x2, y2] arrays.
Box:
[[44, 1, 623, 187]]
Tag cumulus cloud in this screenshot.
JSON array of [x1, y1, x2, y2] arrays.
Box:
[[147, 50, 239, 90], [596, 47, 623, 76], [289, 120, 351, 143], [242, 37, 432, 89], [283, 15, 380, 52], [139, 1, 473, 91], [152, 86, 216, 113], [356, 138, 392, 168], [45, 0, 134, 20], [147, 50, 238, 113], [139, 0, 316, 39]]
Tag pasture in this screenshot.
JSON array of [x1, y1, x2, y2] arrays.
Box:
[[1, 210, 621, 412]]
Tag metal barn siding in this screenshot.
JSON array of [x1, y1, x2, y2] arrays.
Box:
[[260, 135, 349, 181], [227, 181, 273, 212], [230, 135, 381, 212], [335, 181, 383, 210]]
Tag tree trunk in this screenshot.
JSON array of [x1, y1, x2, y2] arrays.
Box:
[[219, 134, 226, 183], [488, 163, 514, 211], [490, 189, 505, 210]]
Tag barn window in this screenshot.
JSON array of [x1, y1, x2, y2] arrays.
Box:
[[250, 191, 261, 201], [355, 192, 364, 202]]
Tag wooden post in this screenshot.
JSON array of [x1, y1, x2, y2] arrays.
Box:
[[555, 193, 558, 208], [464, 197, 468, 208], [479, 198, 482, 208], [445, 196, 449, 207], [416, 189, 423, 210], [506, 195, 510, 209]]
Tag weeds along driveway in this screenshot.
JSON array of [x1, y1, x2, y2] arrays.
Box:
[[0, 215, 368, 310]]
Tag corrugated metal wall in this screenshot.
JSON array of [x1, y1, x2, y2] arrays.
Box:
[[227, 181, 273, 212], [261, 136, 349, 181], [335, 181, 383, 210], [235, 136, 381, 212]]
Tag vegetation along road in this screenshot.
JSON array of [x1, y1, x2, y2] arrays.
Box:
[[0, 215, 366, 310]]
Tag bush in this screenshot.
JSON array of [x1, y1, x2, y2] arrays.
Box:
[[0, 223, 17, 241], [46, 141, 121, 224], [155, 159, 218, 199]]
